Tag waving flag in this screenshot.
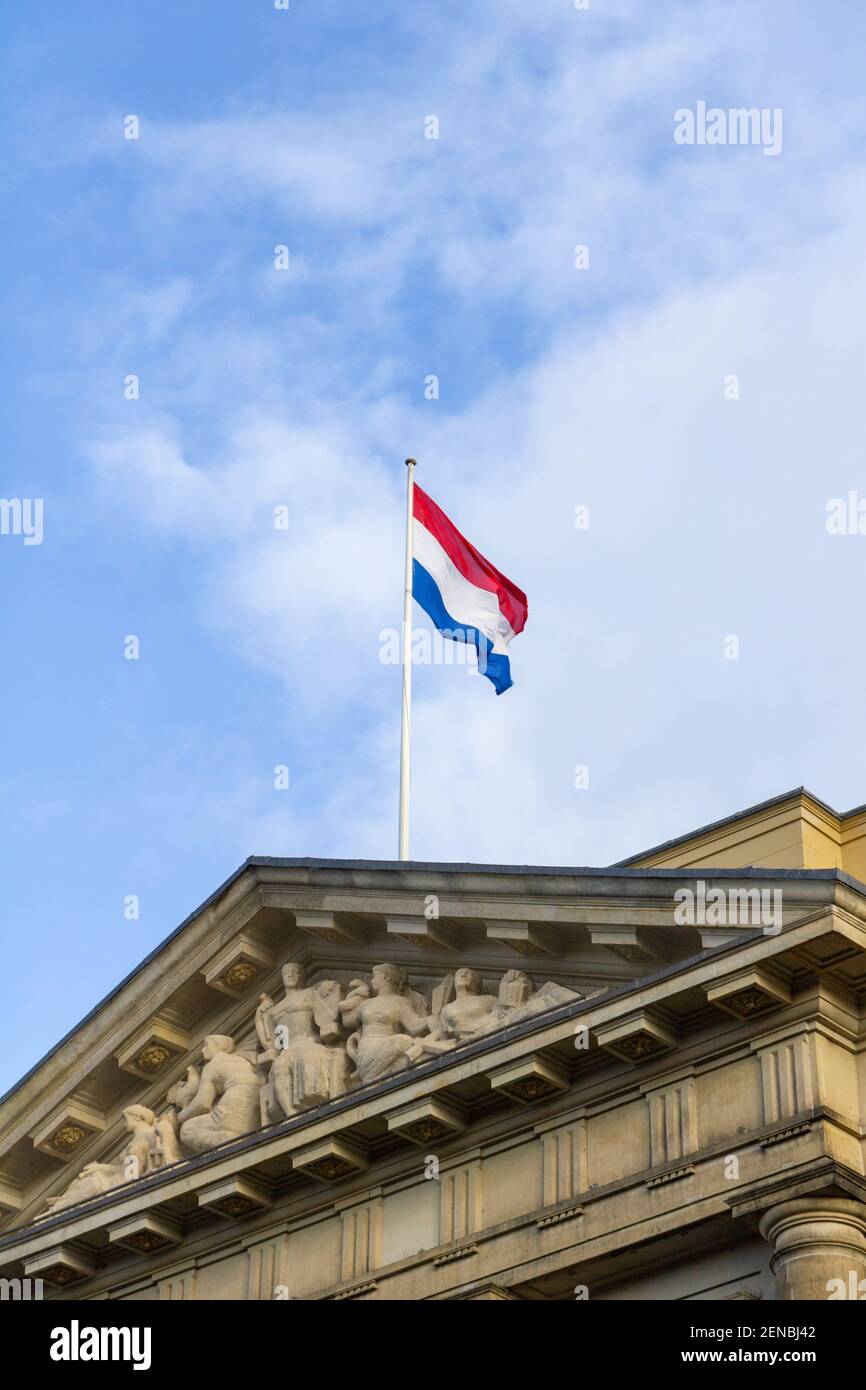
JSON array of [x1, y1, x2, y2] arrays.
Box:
[[411, 483, 528, 694]]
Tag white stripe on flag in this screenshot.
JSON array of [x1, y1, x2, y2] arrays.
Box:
[[413, 518, 515, 654]]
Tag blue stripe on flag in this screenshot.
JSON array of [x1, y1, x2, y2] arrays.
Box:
[[412, 558, 513, 695]]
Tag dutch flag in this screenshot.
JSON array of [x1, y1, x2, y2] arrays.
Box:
[[411, 484, 528, 694]]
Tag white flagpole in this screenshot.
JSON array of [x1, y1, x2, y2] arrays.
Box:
[[398, 457, 416, 860]]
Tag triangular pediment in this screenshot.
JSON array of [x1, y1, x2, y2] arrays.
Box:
[[2, 854, 863, 1249]]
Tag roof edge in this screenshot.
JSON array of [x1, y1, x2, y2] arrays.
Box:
[[3, 850, 864, 1112], [612, 787, 838, 867]]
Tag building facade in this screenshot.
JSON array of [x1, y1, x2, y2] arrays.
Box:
[[2, 787, 866, 1301]]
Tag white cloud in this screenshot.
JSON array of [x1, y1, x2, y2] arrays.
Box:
[[78, 0, 866, 867]]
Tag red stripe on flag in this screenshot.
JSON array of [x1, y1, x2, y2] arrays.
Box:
[[413, 484, 528, 635]]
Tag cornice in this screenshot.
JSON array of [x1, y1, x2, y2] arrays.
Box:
[[3, 864, 861, 1120], [2, 900, 864, 1267]]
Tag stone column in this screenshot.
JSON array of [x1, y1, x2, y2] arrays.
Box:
[[759, 1198, 866, 1300]]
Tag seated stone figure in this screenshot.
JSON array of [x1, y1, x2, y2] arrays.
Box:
[[422, 969, 581, 1052], [423, 967, 499, 1053], [42, 1105, 160, 1215], [340, 964, 429, 1084], [255, 964, 348, 1122], [177, 1035, 262, 1152]]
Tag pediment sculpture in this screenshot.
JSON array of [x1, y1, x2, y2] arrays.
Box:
[[256, 963, 348, 1122], [423, 966, 499, 1050], [40, 962, 581, 1216], [340, 963, 430, 1084], [43, 1104, 176, 1215], [423, 968, 579, 1052], [176, 1034, 261, 1153]]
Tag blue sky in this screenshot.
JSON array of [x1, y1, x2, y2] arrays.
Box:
[[3, 0, 866, 1091]]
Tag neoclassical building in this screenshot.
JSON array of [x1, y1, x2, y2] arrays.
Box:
[[3, 786, 866, 1301]]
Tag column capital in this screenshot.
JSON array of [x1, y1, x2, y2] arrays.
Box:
[[759, 1196, 866, 1301]]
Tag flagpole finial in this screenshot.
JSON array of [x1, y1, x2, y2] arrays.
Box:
[[405, 457, 416, 468]]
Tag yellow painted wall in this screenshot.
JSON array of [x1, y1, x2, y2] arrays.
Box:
[[625, 791, 866, 880]]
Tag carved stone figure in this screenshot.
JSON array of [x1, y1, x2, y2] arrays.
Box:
[[177, 1035, 262, 1153], [255, 964, 348, 1122], [153, 1069, 200, 1166], [421, 968, 580, 1052], [423, 967, 499, 1053], [480, 970, 580, 1033], [43, 1105, 162, 1215], [167, 1064, 201, 1113], [340, 964, 429, 1084], [40, 963, 583, 1217]]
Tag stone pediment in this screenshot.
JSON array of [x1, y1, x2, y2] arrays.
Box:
[[0, 855, 862, 1246]]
